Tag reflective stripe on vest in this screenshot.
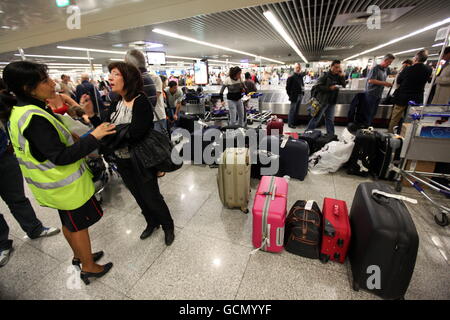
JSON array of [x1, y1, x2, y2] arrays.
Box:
[[17, 157, 56, 171], [24, 162, 88, 190], [16, 108, 74, 151]]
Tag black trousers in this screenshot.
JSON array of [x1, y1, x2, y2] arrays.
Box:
[[0, 152, 44, 251], [116, 158, 174, 231]]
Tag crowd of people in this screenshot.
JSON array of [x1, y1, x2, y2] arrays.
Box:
[[285, 47, 450, 135], [1, 46, 449, 285]]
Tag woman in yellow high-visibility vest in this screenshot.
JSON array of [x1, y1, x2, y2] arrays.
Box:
[[1, 61, 116, 285]]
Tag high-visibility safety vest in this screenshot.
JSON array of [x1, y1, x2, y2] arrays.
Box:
[[8, 105, 94, 210]]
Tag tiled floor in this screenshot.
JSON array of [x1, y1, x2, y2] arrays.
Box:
[[1, 124, 449, 300]]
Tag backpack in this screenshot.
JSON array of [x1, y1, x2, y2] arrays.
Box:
[[346, 128, 378, 177], [310, 84, 319, 99]]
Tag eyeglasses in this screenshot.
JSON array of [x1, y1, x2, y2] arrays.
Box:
[[109, 72, 122, 78]]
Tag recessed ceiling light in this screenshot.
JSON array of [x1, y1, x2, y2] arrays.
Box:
[[394, 47, 424, 55], [14, 54, 93, 60], [1, 26, 11, 29], [263, 11, 308, 63], [57, 46, 126, 55], [344, 17, 450, 61]]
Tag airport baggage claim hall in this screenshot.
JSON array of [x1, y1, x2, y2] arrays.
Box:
[[0, 0, 449, 301]]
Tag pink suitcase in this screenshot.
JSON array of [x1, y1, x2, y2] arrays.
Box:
[[252, 176, 288, 253]]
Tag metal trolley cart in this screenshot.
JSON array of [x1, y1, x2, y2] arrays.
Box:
[[183, 94, 206, 116], [392, 104, 450, 227]]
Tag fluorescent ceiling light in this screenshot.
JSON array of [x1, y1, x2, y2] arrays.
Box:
[[48, 66, 102, 69], [109, 58, 124, 61], [394, 47, 424, 55], [166, 55, 197, 60], [14, 54, 93, 60], [153, 28, 284, 64], [263, 11, 308, 63], [344, 17, 450, 61], [57, 46, 126, 55], [46, 63, 102, 66], [432, 42, 445, 47], [429, 53, 439, 56]]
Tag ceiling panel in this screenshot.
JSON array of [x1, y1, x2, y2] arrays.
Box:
[[0, 0, 449, 66]]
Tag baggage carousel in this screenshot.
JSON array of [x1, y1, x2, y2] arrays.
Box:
[[202, 85, 393, 127], [257, 87, 392, 126]]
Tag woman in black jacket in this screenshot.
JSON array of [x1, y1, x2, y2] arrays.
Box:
[[83, 62, 175, 245]]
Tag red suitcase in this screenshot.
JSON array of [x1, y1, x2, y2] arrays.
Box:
[[320, 198, 351, 264], [266, 117, 284, 136], [283, 132, 299, 139]]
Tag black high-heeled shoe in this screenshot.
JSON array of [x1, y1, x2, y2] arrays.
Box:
[[72, 251, 104, 267], [164, 228, 175, 246], [80, 262, 113, 285]]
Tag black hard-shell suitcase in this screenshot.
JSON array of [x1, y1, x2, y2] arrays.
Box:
[[298, 130, 322, 155], [258, 135, 309, 180], [279, 136, 309, 181], [372, 132, 403, 180], [349, 182, 419, 300]]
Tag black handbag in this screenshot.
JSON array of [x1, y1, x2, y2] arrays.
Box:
[[130, 129, 182, 173], [98, 124, 130, 156], [381, 80, 396, 105]]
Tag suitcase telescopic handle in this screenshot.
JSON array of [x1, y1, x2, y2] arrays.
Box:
[[371, 190, 418, 205]]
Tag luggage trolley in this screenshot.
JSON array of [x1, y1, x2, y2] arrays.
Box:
[[391, 103, 450, 227], [183, 94, 206, 117]]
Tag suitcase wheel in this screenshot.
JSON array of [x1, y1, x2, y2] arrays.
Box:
[[434, 212, 449, 227], [319, 254, 330, 264], [241, 207, 249, 214], [352, 281, 360, 292]]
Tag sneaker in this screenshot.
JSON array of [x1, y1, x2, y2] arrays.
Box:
[[0, 247, 13, 268], [36, 226, 61, 238]]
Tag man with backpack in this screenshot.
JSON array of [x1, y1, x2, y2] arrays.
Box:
[[286, 63, 305, 128], [306, 60, 346, 136]]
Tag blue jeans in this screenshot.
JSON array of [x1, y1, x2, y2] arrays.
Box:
[[228, 100, 245, 127], [366, 94, 381, 126], [153, 119, 167, 133], [288, 95, 302, 127], [306, 103, 336, 135]]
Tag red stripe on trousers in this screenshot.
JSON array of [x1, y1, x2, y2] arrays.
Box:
[[67, 211, 79, 232], [91, 198, 103, 217]]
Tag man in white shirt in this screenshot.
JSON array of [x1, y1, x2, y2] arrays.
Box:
[[150, 74, 168, 133], [164, 81, 184, 125]]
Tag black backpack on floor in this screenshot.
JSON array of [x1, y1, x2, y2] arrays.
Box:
[[346, 128, 378, 177]]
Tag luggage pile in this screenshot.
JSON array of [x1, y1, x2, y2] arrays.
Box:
[[249, 177, 419, 300]]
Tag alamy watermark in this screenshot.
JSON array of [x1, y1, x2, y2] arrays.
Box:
[[366, 265, 381, 290], [366, 5, 381, 30], [66, 5, 81, 30]]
